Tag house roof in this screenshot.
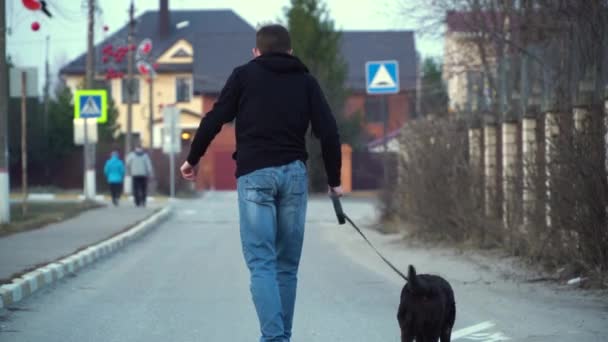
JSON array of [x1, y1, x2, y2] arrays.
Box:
[[193, 33, 255, 93], [60, 9, 254, 77], [197, 31, 419, 93], [61, 10, 418, 94], [341, 31, 417, 91]]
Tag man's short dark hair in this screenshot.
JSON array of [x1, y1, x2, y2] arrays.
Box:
[[256, 24, 291, 54]]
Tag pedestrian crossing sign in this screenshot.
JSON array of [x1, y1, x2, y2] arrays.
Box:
[[74, 89, 108, 123], [365, 60, 400, 94]]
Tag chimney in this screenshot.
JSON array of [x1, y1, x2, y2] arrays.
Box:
[[159, 0, 170, 38]]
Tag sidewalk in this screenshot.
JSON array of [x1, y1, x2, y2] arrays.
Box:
[[0, 203, 162, 281]]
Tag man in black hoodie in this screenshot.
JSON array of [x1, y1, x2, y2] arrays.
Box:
[[180, 24, 342, 342]]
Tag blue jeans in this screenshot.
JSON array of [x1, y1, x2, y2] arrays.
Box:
[[237, 160, 308, 342]]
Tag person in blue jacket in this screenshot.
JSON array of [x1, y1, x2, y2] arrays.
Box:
[[104, 151, 125, 206]]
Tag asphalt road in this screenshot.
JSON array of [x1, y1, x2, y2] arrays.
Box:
[[1, 192, 606, 341]]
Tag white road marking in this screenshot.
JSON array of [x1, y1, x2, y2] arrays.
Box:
[[180, 209, 197, 215], [466, 332, 511, 341], [452, 321, 496, 339]]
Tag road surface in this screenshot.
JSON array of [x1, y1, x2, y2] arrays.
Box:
[[1, 192, 606, 341]]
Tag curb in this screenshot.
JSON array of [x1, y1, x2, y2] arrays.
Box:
[[10, 193, 167, 203], [0, 206, 172, 309]]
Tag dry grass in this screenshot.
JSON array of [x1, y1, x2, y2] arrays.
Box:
[[0, 202, 102, 237]]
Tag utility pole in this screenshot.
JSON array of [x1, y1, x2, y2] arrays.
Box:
[[148, 78, 154, 149], [0, 0, 10, 224], [382, 95, 389, 186], [20, 71, 27, 216], [124, 0, 135, 194], [84, 0, 96, 200], [43, 35, 50, 180], [415, 54, 421, 118]]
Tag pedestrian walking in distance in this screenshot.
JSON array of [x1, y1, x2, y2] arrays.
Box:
[[103, 150, 125, 206], [126, 145, 154, 207], [180, 24, 343, 342]]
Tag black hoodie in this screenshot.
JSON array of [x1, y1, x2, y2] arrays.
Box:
[[187, 53, 342, 186]]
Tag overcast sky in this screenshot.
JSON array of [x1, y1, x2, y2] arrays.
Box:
[[6, 0, 443, 92]]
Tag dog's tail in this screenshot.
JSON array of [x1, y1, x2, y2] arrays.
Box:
[[408, 265, 421, 294]]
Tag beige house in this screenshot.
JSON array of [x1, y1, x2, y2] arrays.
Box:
[[63, 40, 203, 148], [60, 6, 254, 149], [443, 11, 500, 112]]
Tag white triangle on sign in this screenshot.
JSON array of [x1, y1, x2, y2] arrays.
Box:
[[370, 64, 396, 88], [81, 96, 101, 116]]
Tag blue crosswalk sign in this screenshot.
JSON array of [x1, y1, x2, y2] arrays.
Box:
[[74, 89, 107, 123], [79, 95, 102, 118], [366, 60, 399, 94]]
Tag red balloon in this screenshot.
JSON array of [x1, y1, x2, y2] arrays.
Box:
[[31, 22, 40, 31], [102, 56, 109, 63], [137, 39, 153, 55], [22, 0, 42, 11], [137, 62, 149, 75], [103, 25, 109, 32]]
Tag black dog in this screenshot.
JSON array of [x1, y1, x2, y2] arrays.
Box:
[[397, 265, 456, 342]]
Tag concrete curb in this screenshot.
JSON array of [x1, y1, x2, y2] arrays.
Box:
[[0, 206, 172, 309], [10, 193, 166, 203]]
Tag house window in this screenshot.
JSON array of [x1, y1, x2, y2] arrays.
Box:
[[364, 96, 388, 122], [121, 78, 140, 104], [176, 77, 192, 102]]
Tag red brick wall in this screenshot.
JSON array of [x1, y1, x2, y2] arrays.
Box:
[[345, 95, 365, 117], [195, 90, 413, 190], [194, 124, 236, 191], [346, 91, 412, 140], [202, 95, 218, 114]]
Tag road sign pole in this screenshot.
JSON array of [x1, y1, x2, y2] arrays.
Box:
[[75, 90, 106, 201], [125, 1, 135, 195], [381, 95, 390, 188], [84, 0, 96, 201], [83, 116, 91, 200], [365, 60, 399, 196], [0, 0, 10, 223]]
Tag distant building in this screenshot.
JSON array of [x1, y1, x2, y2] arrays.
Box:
[[443, 10, 502, 113], [61, 0, 417, 190]]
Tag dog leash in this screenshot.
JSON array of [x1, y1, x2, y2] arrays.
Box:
[[331, 196, 408, 281]]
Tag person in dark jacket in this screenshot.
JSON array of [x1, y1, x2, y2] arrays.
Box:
[[180, 24, 342, 342], [103, 151, 125, 206]]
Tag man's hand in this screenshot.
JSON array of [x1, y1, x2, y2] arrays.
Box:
[[328, 185, 343, 197], [180, 161, 196, 181]]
